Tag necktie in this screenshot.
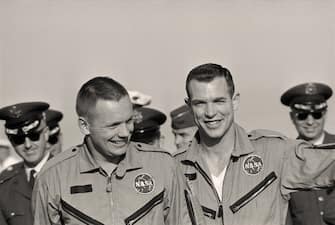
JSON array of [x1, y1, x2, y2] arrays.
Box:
[[29, 169, 36, 188]]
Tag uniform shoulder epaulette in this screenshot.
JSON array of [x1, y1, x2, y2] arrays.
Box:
[[134, 142, 172, 156], [0, 162, 23, 184], [172, 146, 189, 157], [41, 145, 81, 172], [248, 129, 287, 140]]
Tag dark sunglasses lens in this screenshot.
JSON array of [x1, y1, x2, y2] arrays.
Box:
[[312, 112, 323, 119], [28, 132, 41, 141], [48, 135, 59, 144], [296, 113, 309, 120], [296, 111, 324, 120], [9, 135, 25, 145]]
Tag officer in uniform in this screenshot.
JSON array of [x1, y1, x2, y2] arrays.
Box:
[[32, 77, 203, 225], [45, 109, 63, 156], [170, 104, 197, 150], [281, 82, 335, 225], [0, 102, 50, 225], [174, 63, 335, 225], [131, 107, 167, 147]]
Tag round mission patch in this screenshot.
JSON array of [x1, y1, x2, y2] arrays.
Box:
[[134, 173, 155, 194], [243, 155, 264, 175]]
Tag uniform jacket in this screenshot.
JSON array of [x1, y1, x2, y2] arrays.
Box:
[[0, 162, 33, 225], [32, 138, 203, 225], [174, 123, 335, 225], [288, 131, 335, 225]]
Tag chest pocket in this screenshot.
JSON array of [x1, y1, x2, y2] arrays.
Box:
[[60, 199, 104, 225], [230, 171, 277, 213], [3, 208, 25, 224], [124, 190, 165, 225]]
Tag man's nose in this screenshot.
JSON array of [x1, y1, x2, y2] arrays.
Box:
[[119, 123, 131, 137], [24, 137, 32, 149], [305, 114, 315, 125], [205, 103, 216, 118]]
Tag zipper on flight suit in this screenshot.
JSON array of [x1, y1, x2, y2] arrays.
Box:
[[106, 171, 116, 209], [193, 162, 224, 221]]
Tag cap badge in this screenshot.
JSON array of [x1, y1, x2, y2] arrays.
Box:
[[9, 106, 22, 118], [133, 110, 143, 124], [305, 83, 317, 95], [21, 120, 40, 134], [134, 173, 155, 194], [243, 155, 263, 175]]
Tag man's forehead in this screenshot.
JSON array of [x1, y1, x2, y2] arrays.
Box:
[[88, 98, 133, 122], [189, 77, 229, 93]]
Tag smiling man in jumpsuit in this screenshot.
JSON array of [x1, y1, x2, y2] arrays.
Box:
[[32, 76, 203, 225], [174, 63, 335, 225]]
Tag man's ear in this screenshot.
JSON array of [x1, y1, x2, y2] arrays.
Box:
[[78, 117, 90, 135], [184, 97, 190, 106], [232, 93, 240, 111]]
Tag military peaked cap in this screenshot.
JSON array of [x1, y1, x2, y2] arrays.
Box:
[[46, 109, 63, 136], [0, 102, 49, 134], [170, 104, 196, 129], [131, 107, 166, 141], [281, 82, 333, 111]]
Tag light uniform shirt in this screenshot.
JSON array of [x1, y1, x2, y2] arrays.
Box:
[[32, 138, 204, 225], [25, 151, 50, 181], [175, 123, 335, 225]]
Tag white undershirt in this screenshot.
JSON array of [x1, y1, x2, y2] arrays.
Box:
[[211, 167, 227, 201]]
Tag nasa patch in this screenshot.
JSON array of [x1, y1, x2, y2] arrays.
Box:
[[243, 155, 264, 175], [134, 173, 155, 194]]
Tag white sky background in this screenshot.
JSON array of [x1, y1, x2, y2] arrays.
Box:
[[0, 0, 334, 153]]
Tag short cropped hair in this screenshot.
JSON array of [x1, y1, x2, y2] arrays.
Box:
[[186, 63, 235, 98], [76, 76, 129, 118]]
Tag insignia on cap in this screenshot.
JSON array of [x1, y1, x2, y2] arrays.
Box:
[[134, 173, 155, 194], [49, 126, 60, 136], [293, 104, 312, 111], [243, 155, 264, 175], [133, 110, 143, 124], [9, 106, 22, 118], [305, 83, 317, 95], [22, 120, 40, 134]]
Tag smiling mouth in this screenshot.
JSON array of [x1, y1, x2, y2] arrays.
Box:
[[24, 148, 37, 155], [110, 139, 128, 147], [204, 119, 222, 127]]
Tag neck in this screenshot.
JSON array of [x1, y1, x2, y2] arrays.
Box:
[[199, 124, 235, 156], [86, 136, 124, 172], [199, 125, 235, 175]]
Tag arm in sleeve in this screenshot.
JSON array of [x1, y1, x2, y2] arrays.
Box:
[[323, 189, 335, 224], [0, 207, 8, 225], [164, 160, 205, 225], [32, 174, 61, 225], [281, 140, 335, 196]]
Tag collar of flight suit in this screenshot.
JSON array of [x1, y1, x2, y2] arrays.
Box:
[[79, 136, 143, 177], [185, 123, 255, 164]]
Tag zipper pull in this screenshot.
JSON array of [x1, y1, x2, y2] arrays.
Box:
[[106, 175, 112, 192], [218, 205, 223, 218]]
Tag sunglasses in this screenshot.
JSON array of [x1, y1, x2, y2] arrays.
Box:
[[48, 135, 59, 145], [295, 111, 324, 121], [8, 130, 43, 145]]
